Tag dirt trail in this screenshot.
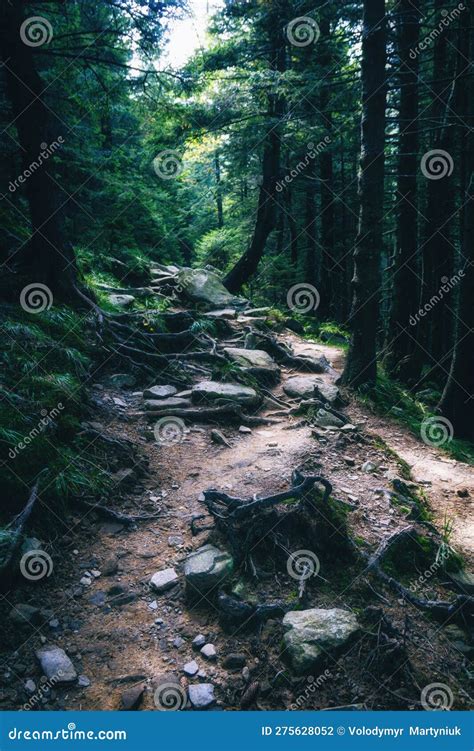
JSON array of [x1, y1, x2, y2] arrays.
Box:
[[2, 324, 473, 712]]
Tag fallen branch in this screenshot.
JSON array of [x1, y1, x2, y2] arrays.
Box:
[[77, 499, 161, 525]]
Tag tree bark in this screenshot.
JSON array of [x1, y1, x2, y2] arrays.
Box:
[[341, 0, 387, 388], [0, 0, 78, 297], [223, 4, 285, 294], [385, 0, 422, 382], [438, 8, 474, 441], [214, 150, 224, 228]]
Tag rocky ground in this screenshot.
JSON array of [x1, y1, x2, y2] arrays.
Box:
[[1, 284, 473, 713]]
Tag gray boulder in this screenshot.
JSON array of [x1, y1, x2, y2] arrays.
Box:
[[192, 381, 260, 408], [176, 267, 247, 309], [184, 545, 233, 600], [283, 376, 340, 404], [35, 645, 77, 683], [223, 348, 280, 383], [312, 409, 345, 429], [283, 608, 360, 675], [150, 568, 179, 594], [108, 294, 135, 308], [144, 396, 191, 411], [143, 385, 177, 400]]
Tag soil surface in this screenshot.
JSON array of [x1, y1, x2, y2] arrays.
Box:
[[1, 323, 472, 712]]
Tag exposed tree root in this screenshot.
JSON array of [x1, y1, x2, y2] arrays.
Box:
[[0, 482, 39, 585], [76, 499, 161, 525], [143, 404, 278, 426]]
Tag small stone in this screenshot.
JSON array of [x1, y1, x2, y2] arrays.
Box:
[[173, 636, 185, 649], [149, 568, 179, 594], [80, 576, 92, 586], [184, 545, 233, 600], [188, 683, 215, 709], [148, 600, 158, 611], [210, 429, 231, 447], [239, 425, 252, 433], [78, 675, 91, 688], [192, 634, 206, 650], [89, 592, 106, 606], [343, 456, 356, 467], [200, 644, 217, 661], [49, 619, 60, 629], [242, 666, 250, 681], [222, 653, 246, 670], [197, 669, 207, 679], [183, 660, 199, 677], [102, 557, 118, 576], [362, 461, 377, 473], [120, 684, 145, 710], [35, 646, 77, 683], [168, 535, 184, 548], [24, 679, 36, 694], [9, 604, 41, 627]]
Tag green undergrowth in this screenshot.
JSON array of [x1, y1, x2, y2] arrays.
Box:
[[360, 368, 474, 466], [0, 304, 112, 524]]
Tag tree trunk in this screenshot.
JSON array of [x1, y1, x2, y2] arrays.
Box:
[[419, 0, 455, 377], [385, 0, 422, 382], [341, 0, 387, 388], [438, 9, 474, 441], [0, 0, 78, 298], [223, 5, 285, 294], [214, 150, 224, 228]]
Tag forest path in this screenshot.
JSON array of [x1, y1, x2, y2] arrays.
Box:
[[5, 322, 473, 712]]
